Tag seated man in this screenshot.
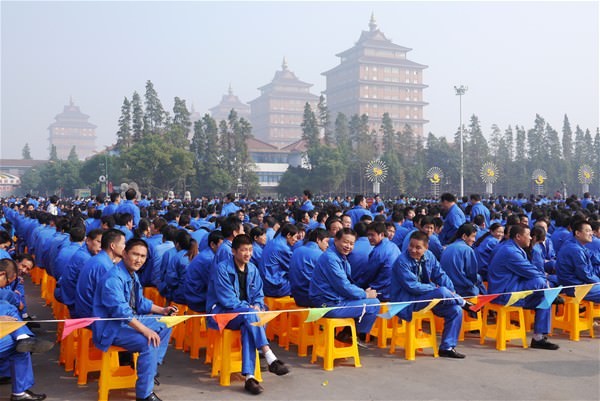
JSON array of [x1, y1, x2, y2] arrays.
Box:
[[391, 231, 473, 358], [289, 228, 330, 307], [258, 223, 299, 297], [488, 224, 559, 350], [309, 228, 380, 347], [206, 234, 289, 395], [92, 239, 174, 401], [556, 220, 600, 302], [1, 259, 54, 401]]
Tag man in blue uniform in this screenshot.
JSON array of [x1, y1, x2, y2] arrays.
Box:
[[488, 224, 559, 350], [92, 239, 174, 401], [469, 194, 490, 227], [184, 231, 224, 313], [345, 195, 371, 228], [116, 189, 140, 228], [258, 223, 299, 297], [75, 229, 126, 318], [556, 220, 600, 302], [1, 259, 54, 401], [299, 189, 315, 212], [391, 231, 473, 358], [102, 192, 121, 217], [439, 193, 466, 246], [220, 193, 240, 217], [289, 228, 330, 307], [309, 228, 380, 347], [206, 234, 289, 395]]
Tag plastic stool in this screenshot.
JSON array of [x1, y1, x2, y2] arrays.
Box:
[[76, 328, 104, 385], [184, 313, 209, 360], [459, 308, 483, 341], [169, 302, 188, 350], [286, 310, 315, 357], [143, 287, 166, 307], [97, 346, 139, 401], [552, 296, 595, 341], [209, 328, 262, 386], [367, 304, 394, 348], [263, 296, 296, 347], [389, 310, 438, 360], [480, 303, 528, 351], [311, 318, 361, 371]]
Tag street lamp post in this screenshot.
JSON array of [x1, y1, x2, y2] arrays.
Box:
[[454, 85, 468, 197]]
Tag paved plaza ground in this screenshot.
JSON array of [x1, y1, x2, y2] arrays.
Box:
[[2, 280, 599, 401]]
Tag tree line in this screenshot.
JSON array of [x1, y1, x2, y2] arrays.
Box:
[[18, 82, 599, 198]]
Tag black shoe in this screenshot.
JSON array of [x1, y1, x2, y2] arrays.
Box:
[[268, 359, 289, 376], [334, 327, 353, 344], [244, 378, 264, 395], [356, 338, 370, 349], [531, 337, 560, 350], [0, 376, 11, 385], [439, 348, 466, 359], [462, 300, 478, 319], [15, 338, 54, 354], [136, 392, 162, 401], [10, 390, 46, 401]]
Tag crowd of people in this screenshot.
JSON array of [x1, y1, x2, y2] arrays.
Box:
[[0, 188, 599, 399]]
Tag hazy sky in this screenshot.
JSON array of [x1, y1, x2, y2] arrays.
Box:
[[1, 1, 598, 160]]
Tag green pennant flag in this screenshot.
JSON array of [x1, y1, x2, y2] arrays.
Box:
[[304, 307, 334, 323]]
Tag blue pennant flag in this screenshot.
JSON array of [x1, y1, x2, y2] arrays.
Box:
[[378, 302, 410, 319], [536, 286, 563, 309]]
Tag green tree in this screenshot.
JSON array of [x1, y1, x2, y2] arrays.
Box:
[[277, 167, 310, 196], [116, 96, 132, 150], [67, 146, 79, 162], [380, 113, 403, 196], [22, 143, 32, 160], [166, 97, 192, 148], [143, 80, 166, 136], [49, 145, 58, 161], [573, 125, 585, 166], [131, 91, 144, 142], [301, 102, 319, 152], [562, 115, 573, 162], [464, 114, 488, 192], [317, 95, 333, 145]]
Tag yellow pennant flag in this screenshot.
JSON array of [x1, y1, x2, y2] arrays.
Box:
[[505, 290, 533, 307], [159, 315, 191, 328], [418, 299, 441, 314], [574, 284, 594, 303], [251, 311, 281, 327], [0, 321, 27, 339]]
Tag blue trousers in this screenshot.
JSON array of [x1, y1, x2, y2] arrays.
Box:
[[111, 317, 171, 399], [323, 298, 380, 334], [410, 287, 463, 350], [499, 277, 551, 335], [0, 303, 35, 394], [222, 307, 269, 377]]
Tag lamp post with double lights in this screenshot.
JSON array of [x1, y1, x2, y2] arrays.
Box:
[[454, 85, 468, 197]]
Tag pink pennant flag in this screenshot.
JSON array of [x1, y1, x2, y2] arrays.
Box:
[[213, 312, 239, 332], [0, 321, 27, 339], [469, 294, 500, 312], [505, 290, 533, 307], [574, 284, 594, 303], [251, 311, 281, 327], [61, 317, 98, 340]]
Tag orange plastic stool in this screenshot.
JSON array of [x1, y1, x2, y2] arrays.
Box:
[[169, 302, 188, 350], [552, 296, 595, 341], [263, 296, 296, 347], [311, 318, 361, 371], [480, 303, 528, 351], [389, 310, 438, 360], [367, 304, 394, 348], [184, 312, 209, 360], [97, 346, 139, 401], [31, 266, 43, 285], [76, 328, 104, 385], [286, 310, 315, 357], [209, 328, 262, 386], [143, 287, 165, 307]]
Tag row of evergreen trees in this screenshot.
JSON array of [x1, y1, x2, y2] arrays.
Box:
[[19, 80, 599, 198]]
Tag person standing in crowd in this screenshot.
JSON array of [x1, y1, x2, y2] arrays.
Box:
[[439, 193, 466, 246]]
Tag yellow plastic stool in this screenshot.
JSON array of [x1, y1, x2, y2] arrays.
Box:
[[97, 346, 139, 401], [459, 308, 483, 341], [209, 329, 262, 386], [552, 296, 595, 341], [367, 304, 394, 348], [286, 310, 315, 357], [169, 302, 188, 350], [480, 303, 528, 351], [76, 328, 104, 385], [389, 310, 438, 360], [184, 313, 209, 360], [263, 296, 296, 347], [311, 318, 361, 371]]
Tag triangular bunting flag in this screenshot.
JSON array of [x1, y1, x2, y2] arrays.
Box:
[[418, 299, 441, 314], [469, 294, 500, 312], [377, 302, 410, 319], [536, 286, 563, 309], [304, 307, 334, 323], [251, 311, 281, 327], [159, 315, 191, 329], [505, 290, 533, 307], [61, 317, 98, 340], [574, 284, 594, 303], [0, 321, 27, 339], [213, 312, 239, 332]]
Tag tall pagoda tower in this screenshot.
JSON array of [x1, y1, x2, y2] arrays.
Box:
[[322, 14, 429, 137], [249, 58, 319, 147], [209, 85, 251, 122], [48, 98, 97, 159]]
